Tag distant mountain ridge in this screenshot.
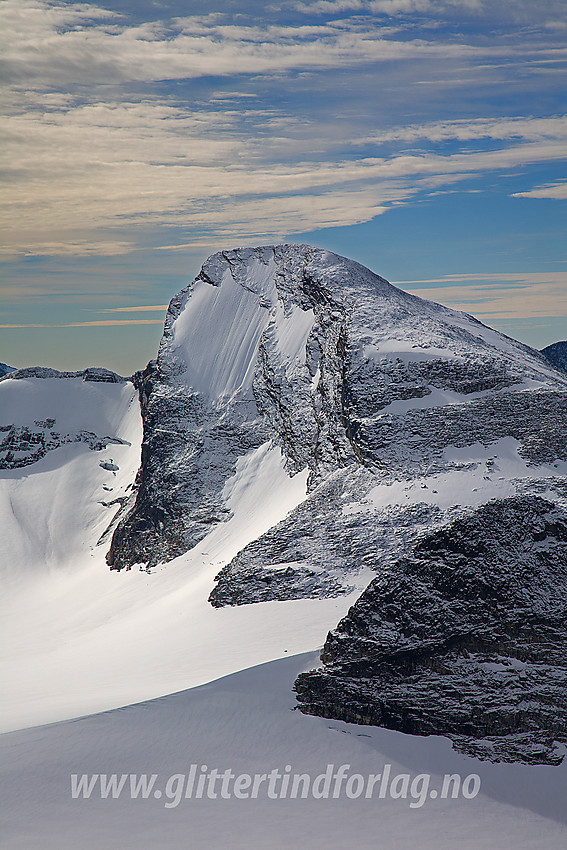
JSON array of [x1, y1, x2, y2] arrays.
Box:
[[0, 367, 130, 470], [541, 340, 567, 374]]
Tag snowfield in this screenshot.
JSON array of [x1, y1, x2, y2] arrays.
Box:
[[0, 376, 350, 730], [2, 653, 566, 849]]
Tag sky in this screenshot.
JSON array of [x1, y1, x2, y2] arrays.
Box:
[[1, 0, 566, 375]]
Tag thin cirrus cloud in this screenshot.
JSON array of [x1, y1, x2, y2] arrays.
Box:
[[358, 116, 567, 144], [292, 1, 483, 14], [0, 320, 165, 329], [396, 273, 567, 321], [2, 100, 566, 258], [1, 2, 496, 89], [292, 0, 567, 24], [511, 181, 567, 199], [96, 305, 170, 313]]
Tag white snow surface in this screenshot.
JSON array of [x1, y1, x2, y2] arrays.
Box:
[[2, 652, 566, 849], [0, 378, 141, 582], [0, 372, 345, 733], [170, 269, 274, 397], [166, 255, 315, 398]]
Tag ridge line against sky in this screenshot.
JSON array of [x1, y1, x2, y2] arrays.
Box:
[[0, 0, 565, 372]]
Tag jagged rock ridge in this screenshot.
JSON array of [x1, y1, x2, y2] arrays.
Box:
[[294, 496, 567, 765]]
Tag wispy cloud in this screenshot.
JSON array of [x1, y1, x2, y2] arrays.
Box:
[[95, 305, 169, 313], [511, 181, 567, 199], [1, 0, 565, 259], [358, 115, 567, 145], [0, 239, 136, 259], [1, 1, 494, 90], [292, 0, 482, 15], [292, 0, 567, 26], [2, 94, 566, 257], [396, 272, 567, 320]]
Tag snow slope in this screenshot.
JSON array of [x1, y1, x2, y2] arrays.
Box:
[[0, 374, 141, 582], [0, 372, 353, 731], [0, 454, 353, 732], [2, 653, 566, 850]]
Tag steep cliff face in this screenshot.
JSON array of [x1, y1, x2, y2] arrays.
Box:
[[106, 244, 567, 583], [295, 496, 567, 765]]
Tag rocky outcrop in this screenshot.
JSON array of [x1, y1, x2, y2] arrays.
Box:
[[295, 496, 567, 765], [209, 466, 445, 606], [358, 389, 567, 472], [0, 422, 129, 470]]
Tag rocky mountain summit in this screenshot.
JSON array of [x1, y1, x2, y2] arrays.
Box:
[[295, 495, 567, 765], [107, 245, 567, 584]]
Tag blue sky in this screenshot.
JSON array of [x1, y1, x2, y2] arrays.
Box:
[[1, 0, 566, 374]]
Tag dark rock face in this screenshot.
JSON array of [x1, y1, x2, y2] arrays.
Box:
[[295, 496, 567, 765], [107, 359, 271, 569], [541, 341, 567, 374], [0, 363, 15, 378], [358, 390, 567, 472], [0, 423, 129, 470]]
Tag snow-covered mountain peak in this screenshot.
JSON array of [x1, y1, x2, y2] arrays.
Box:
[[104, 245, 567, 575], [157, 244, 563, 404]]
